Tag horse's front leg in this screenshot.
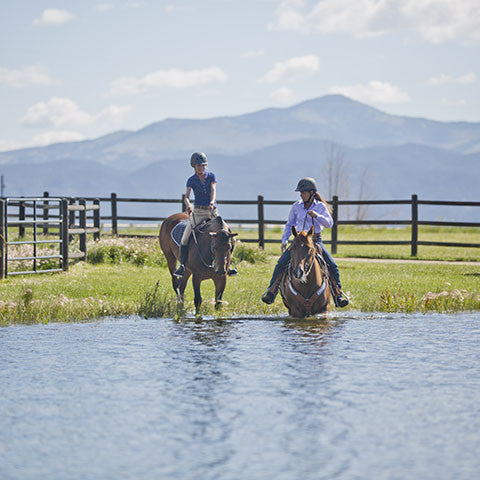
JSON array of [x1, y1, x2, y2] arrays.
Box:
[[214, 275, 227, 310], [177, 270, 191, 304], [192, 275, 202, 314]]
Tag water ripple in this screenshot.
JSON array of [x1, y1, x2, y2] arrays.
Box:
[[1, 312, 479, 480]]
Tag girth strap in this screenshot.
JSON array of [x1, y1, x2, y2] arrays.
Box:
[[287, 279, 327, 316]]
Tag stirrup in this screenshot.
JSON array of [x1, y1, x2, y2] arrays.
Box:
[[173, 264, 186, 278], [227, 267, 238, 276], [334, 291, 349, 308]]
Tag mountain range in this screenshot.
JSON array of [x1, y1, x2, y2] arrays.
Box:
[[1, 94, 479, 222]]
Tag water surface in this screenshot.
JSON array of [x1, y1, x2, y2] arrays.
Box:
[[1, 313, 479, 480]]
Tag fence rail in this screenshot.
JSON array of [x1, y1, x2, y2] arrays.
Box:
[[0, 197, 101, 278], [1, 193, 478, 278], [67, 192, 480, 254]]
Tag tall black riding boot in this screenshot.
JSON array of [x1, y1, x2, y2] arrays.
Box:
[[174, 244, 189, 278]]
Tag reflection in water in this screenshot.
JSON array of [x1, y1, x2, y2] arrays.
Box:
[[1, 313, 479, 480]]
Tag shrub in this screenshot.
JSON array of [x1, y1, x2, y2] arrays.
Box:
[[233, 242, 268, 264]]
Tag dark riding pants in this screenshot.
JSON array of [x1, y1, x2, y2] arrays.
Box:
[[267, 240, 341, 290]]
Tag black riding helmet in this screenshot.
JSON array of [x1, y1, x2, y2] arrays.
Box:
[[295, 177, 318, 193], [191, 152, 208, 167]]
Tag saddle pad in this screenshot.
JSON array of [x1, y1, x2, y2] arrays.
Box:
[[171, 220, 189, 247]]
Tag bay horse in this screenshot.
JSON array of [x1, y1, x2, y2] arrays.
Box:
[[159, 212, 237, 313], [279, 226, 331, 318]]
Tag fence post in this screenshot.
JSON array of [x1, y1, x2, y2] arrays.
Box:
[[43, 191, 49, 235], [111, 192, 118, 236], [79, 199, 87, 260], [68, 197, 76, 242], [257, 195, 264, 249], [61, 199, 69, 271], [19, 199, 25, 238], [411, 194, 418, 257], [181, 194, 186, 212], [93, 198, 100, 241], [0, 199, 5, 279], [331, 195, 338, 254]]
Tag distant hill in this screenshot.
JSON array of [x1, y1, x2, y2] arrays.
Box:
[[3, 139, 478, 222], [1, 94, 480, 173]]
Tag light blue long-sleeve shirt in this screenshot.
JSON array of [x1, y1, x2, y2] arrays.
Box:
[[281, 199, 333, 244]]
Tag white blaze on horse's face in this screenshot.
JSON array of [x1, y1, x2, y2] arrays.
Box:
[[291, 234, 315, 283], [209, 230, 238, 276]]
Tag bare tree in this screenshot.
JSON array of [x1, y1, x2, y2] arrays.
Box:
[[355, 166, 372, 221], [322, 142, 372, 221], [323, 142, 351, 218]]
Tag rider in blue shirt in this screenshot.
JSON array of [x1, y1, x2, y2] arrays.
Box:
[[261, 177, 349, 308], [174, 152, 237, 278]]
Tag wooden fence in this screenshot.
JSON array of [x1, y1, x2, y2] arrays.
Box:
[[2, 192, 478, 277], [0, 196, 100, 278], [76, 193, 480, 255]]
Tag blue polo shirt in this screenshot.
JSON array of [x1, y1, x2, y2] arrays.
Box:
[[186, 171, 216, 206]]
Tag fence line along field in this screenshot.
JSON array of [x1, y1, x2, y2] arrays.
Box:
[[0, 192, 478, 323]]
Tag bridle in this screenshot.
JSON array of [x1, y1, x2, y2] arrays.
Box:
[[191, 225, 232, 271], [286, 237, 328, 315]]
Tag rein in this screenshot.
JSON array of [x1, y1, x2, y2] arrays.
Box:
[[191, 224, 214, 269], [191, 222, 231, 271], [287, 248, 328, 315]]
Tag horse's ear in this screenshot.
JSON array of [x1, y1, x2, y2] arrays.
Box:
[[229, 232, 238, 237], [292, 226, 298, 237], [209, 232, 217, 237], [308, 226, 314, 236]]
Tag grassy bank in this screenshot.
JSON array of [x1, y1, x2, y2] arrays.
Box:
[[1, 236, 479, 325]]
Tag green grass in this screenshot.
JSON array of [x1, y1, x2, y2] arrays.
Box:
[[0, 234, 479, 324], [104, 224, 480, 262]]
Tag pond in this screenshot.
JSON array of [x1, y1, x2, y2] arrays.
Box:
[[1, 312, 479, 480]]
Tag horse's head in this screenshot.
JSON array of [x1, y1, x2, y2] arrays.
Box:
[[290, 225, 316, 282], [209, 229, 238, 276]]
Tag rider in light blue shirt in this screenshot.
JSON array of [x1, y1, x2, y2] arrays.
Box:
[[261, 177, 349, 308]]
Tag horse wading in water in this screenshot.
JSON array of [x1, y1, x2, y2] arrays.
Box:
[[279, 226, 331, 317], [159, 213, 237, 313]]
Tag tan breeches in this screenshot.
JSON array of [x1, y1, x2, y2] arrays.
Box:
[[180, 208, 215, 246]]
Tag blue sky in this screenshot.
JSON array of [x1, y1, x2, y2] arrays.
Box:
[[1, 0, 479, 151]]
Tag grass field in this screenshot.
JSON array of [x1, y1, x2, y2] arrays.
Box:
[[1, 229, 479, 325], [112, 224, 480, 261]]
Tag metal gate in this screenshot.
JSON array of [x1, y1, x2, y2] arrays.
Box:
[[1, 197, 66, 277]]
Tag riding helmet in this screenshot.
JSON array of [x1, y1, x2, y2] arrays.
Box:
[[295, 177, 318, 192], [190, 152, 208, 167]]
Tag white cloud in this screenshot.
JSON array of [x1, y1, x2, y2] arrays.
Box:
[[440, 97, 466, 106], [260, 54, 319, 83], [0, 139, 24, 152], [20, 97, 130, 128], [270, 0, 480, 44], [0, 65, 56, 88], [108, 67, 228, 96], [32, 131, 86, 146], [95, 3, 114, 12], [242, 50, 265, 58], [33, 9, 75, 26], [329, 81, 411, 104], [427, 72, 476, 85], [270, 87, 295, 104]]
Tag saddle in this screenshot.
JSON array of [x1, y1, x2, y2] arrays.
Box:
[[170, 218, 214, 247], [171, 220, 188, 247]]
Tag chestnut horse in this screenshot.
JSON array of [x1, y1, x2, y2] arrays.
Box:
[[279, 226, 331, 318], [159, 213, 237, 313]]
